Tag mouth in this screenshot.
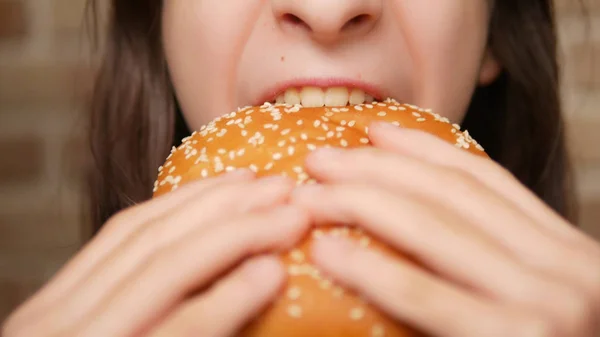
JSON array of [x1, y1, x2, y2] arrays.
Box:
[[257, 78, 388, 107]]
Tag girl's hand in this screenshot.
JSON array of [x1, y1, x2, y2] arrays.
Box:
[[291, 122, 600, 337], [3, 171, 311, 337]]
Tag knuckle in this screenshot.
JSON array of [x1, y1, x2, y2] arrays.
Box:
[[2, 317, 39, 337], [435, 167, 479, 194], [379, 262, 431, 307], [558, 287, 596, 334], [516, 313, 556, 337]]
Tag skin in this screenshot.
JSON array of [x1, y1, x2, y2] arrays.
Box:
[[162, 0, 501, 128], [3, 0, 598, 336]]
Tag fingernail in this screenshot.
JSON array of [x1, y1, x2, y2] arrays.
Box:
[[312, 236, 356, 265], [258, 174, 291, 185], [373, 121, 404, 133], [224, 168, 254, 177], [242, 255, 284, 283], [308, 147, 345, 163]]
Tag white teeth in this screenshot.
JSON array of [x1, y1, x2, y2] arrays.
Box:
[[349, 89, 365, 105], [301, 86, 325, 108], [275, 87, 370, 106], [324, 87, 349, 107], [284, 88, 301, 105]]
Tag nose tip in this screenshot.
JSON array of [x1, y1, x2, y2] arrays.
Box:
[[272, 0, 382, 44]]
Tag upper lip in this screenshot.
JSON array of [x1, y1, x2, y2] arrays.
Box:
[[254, 77, 388, 105]]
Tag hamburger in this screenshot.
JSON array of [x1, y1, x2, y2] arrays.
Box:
[[153, 98, 488, 337]]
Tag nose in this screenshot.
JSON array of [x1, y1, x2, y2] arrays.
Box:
[[272, 0, 383, 44]]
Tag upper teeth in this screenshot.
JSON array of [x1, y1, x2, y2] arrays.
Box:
[[274, 87, 374, 107]]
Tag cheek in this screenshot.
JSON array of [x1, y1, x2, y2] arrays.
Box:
[[162, 1, 263, 129], [394, 0, 491, 122]]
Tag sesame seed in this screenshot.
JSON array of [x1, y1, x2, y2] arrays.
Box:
[[287, 305, 303, 318], [333, 286, 345, 298], [359, 237, 371, 247], [277, 140, 286, 147], [348, 120, 356, 127], [417, 117, 427, 122], [350, 308, 365, 320], [313, 120, 321, 128], [264, 162, 274, 170], [354, 105, 364, 111], [288, 265, 301, 275], [288, 146, 295, 155], [300, 133, 308, 140], [371, 324, 386, 337], [319, 279, 332, 289], [377, 111, 386, 117], [307, 144, 317, 151], [290, 249, 304, 262], [272, 153, 283, 160], [287, 287, 302, 300], [360, 138, 370, 144], [341, 139, 348, 147]]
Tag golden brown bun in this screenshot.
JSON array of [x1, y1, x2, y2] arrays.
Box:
[[153, 99, 488, 337]]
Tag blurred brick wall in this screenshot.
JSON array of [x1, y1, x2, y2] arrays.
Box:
[[0, 0, 598, 324]]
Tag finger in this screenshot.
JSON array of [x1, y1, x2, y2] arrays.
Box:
[[310, 236, 533, 337], [9, 169, 256, 326], [291, 183, 541, 302], [303, 146, 575, 276], [368, 122, 592, 246], [149, 255, 285, 337], [38, 176, 294, 332], [368, 123, 600, 292], [75, 205, 311, 337]]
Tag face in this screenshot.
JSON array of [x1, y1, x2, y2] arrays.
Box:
[[162, 0, 501, 130]]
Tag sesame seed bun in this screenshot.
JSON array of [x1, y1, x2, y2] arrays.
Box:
[[153, 99, 488, 337]]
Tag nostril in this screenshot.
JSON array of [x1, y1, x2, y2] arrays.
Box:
[[343, 14, 371, 29], [282, 13, 309, 29]]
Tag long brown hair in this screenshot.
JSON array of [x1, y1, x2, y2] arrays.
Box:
[[84, 0, 578, 235]]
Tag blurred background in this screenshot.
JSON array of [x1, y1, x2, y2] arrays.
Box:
[[0, 0, 598, 324]]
